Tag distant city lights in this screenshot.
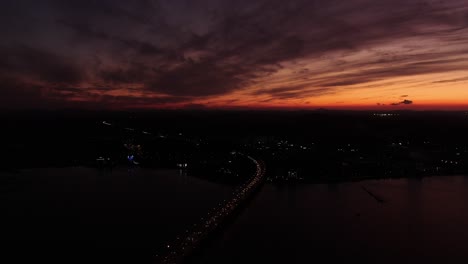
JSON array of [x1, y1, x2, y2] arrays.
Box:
[[373, 113, 399, 117]]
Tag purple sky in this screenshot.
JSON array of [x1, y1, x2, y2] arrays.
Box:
[[1, 0, 468, 109]]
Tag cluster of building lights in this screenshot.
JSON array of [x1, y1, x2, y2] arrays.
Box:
[[440, 160, 459, 165], [156, 155, 266, 264], [373, 113, 399, 117]]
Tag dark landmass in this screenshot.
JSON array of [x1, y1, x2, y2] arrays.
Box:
[[1, 110, 467, 184]]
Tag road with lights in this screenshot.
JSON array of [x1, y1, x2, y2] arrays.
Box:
[[155, 155, 266, 264]]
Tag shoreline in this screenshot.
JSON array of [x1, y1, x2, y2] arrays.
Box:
[[270, 172, 467, 185], [2, 164, 466, 186]]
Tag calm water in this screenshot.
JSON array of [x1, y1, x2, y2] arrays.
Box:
[[0, 167, 234, 264], [195, 176, 468, 264]]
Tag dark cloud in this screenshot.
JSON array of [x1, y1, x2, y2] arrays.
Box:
[[146, 60, 246, 96], [0, 76, 44, 108], [433, 76, 468, 83], [391, 99, 413, 106], [99, 63, 153, 84], [0, 0, 467, 108], [304, 57, 468, 91], [251, 85, 333, 100], [0, 45, 84, 84], [58, 20, 163, 56], [182, 103, 207, 109]]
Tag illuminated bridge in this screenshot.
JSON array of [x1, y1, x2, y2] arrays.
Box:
[[155, 155, 266, 264]]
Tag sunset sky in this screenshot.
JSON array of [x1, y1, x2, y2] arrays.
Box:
[[1, 0, 468, 110]]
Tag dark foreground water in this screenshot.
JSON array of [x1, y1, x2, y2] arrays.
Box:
[[0, 167, 234, 264], [194, 176, 468, 264]]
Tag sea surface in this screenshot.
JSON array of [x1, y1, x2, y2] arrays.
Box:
[[4, 168, 468, 264], [0, 166, 234, 264], [194, 176, 468, 264]]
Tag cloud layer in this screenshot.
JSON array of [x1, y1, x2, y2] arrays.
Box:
[[1, 0, 468, 109]]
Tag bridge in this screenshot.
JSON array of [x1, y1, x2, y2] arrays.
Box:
[[155, 155, 266, 264]]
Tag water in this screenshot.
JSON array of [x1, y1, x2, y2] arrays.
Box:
[[195, 176, 468, 263], [0, 167, 234, 264]]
